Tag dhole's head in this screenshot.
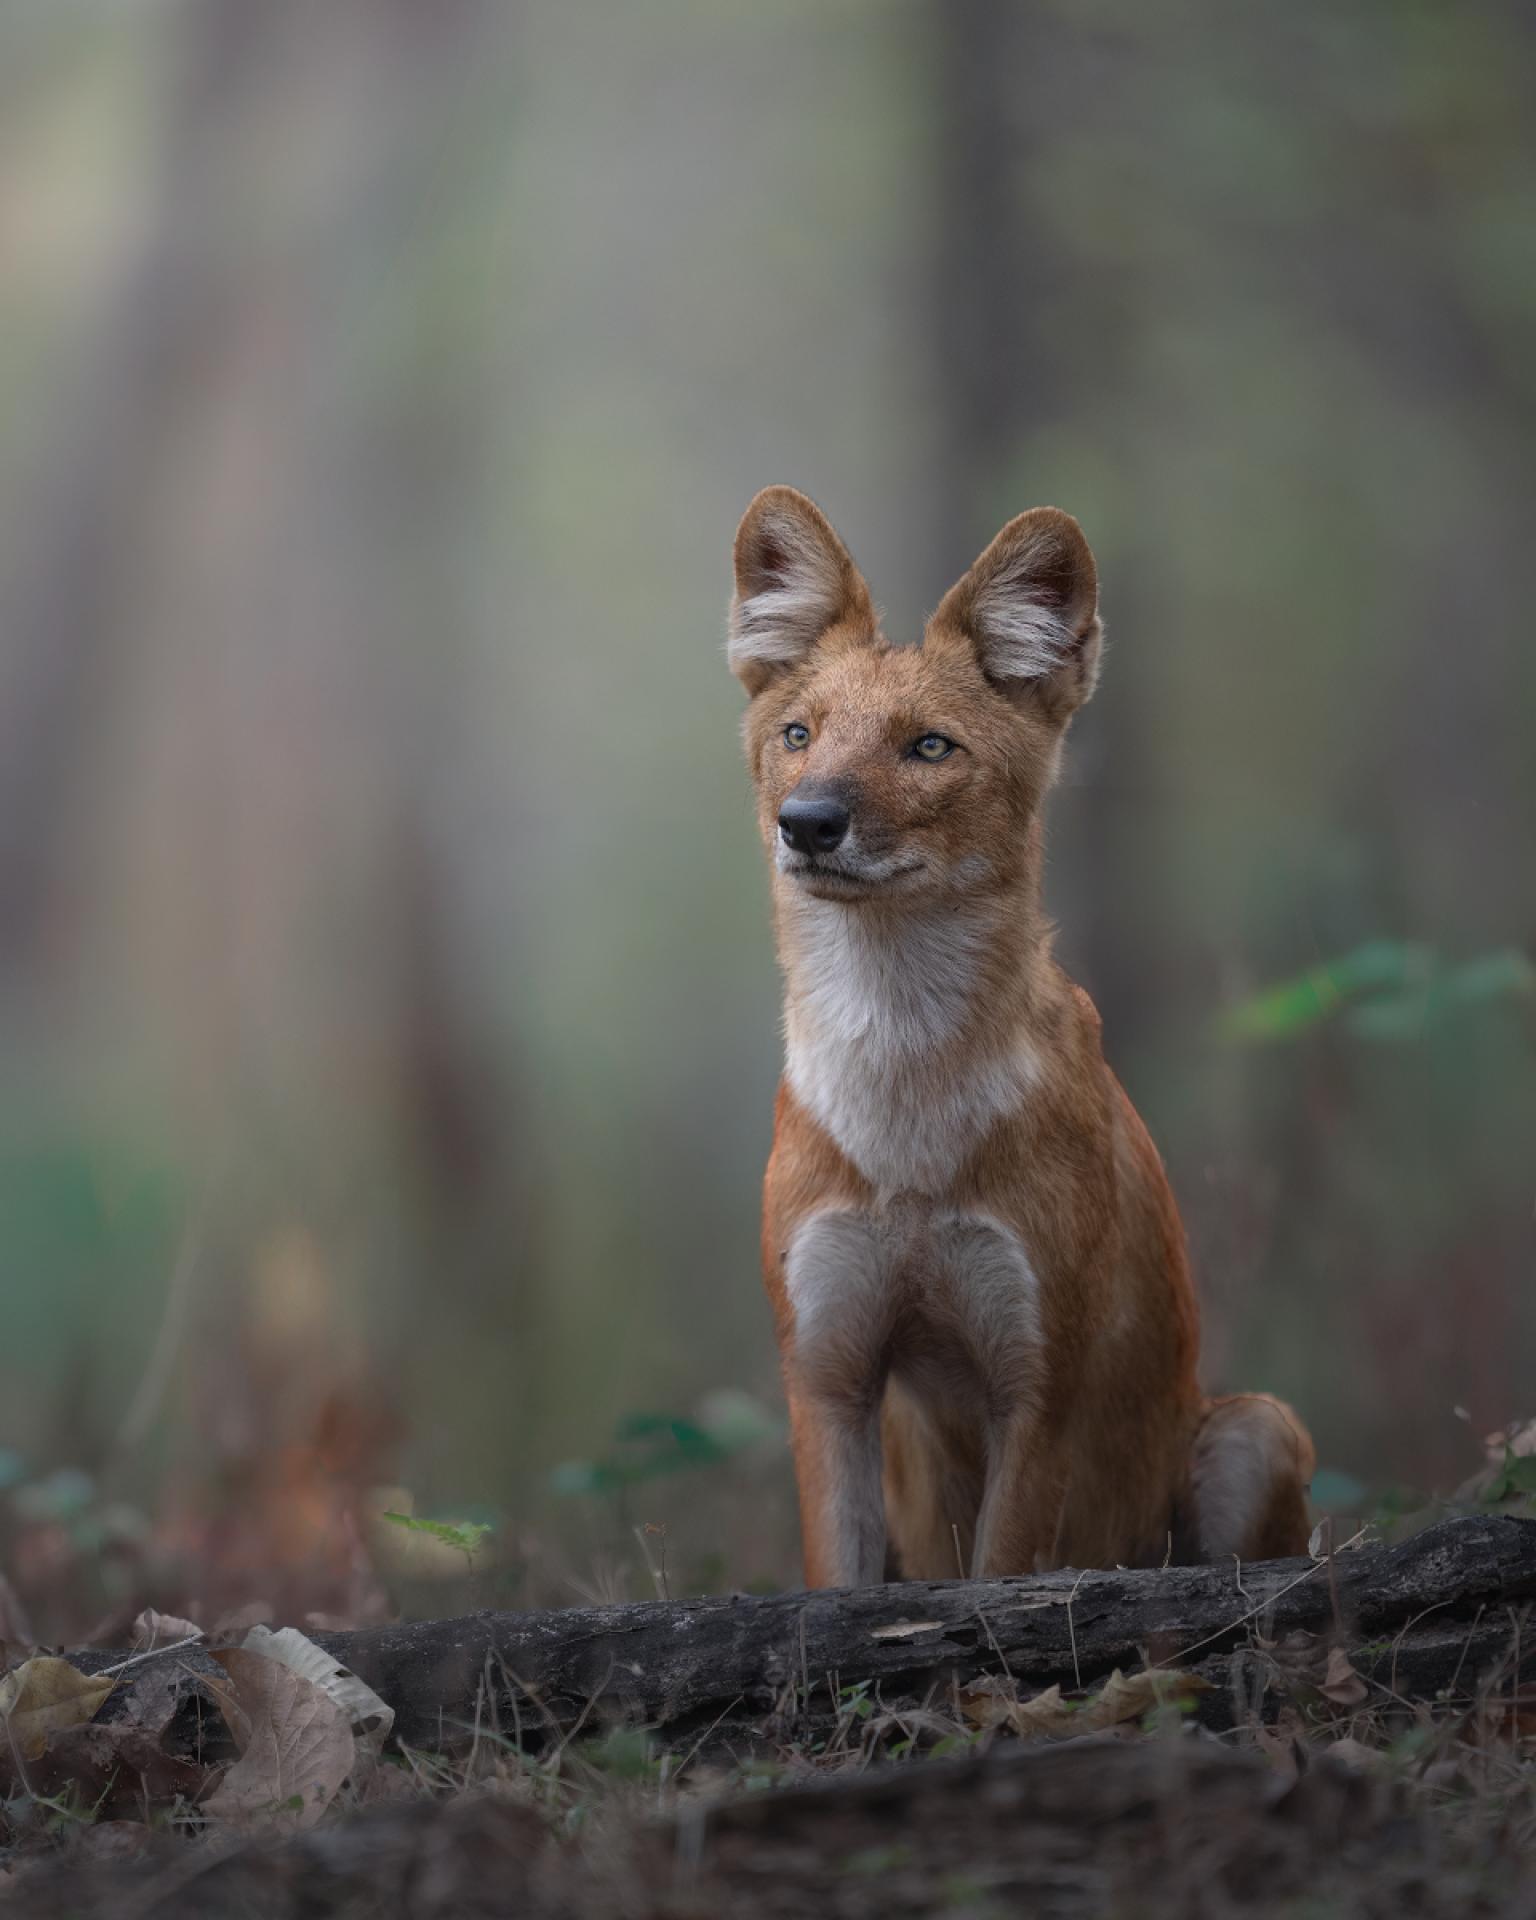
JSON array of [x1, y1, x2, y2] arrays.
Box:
[[727, 486, 1102, 905]]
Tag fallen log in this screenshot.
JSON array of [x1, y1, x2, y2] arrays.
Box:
[[67, 1512, 1536, 1756]]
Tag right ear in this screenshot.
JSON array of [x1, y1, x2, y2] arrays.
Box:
[[728, 486, 875, 696], [928, 507, 1102, 720]]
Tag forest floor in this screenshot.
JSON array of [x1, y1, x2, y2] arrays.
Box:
[[3, 1552, 1536, 1918], [4, 1428, 1535, 1916], [2, 1683, 1535, 1918]]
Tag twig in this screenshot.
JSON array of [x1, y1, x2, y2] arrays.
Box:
[[1064, 1567, 1089, 1690], [634, 1524, 671, 1603], [1167, 1528, 1369, 1667], [673, 1693, 746, 1780], [974, 1606, 1014, 1686], [98, 1634, 205, 1678], [1389, 1597, 1460, 1700], [550, 1661, 617, 1768], [1444, 1602, 1487, 1699], [1322, 1518, 1345, 1643]]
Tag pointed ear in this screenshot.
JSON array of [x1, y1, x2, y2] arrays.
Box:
[[930, 507, 1102, 718], [728, 486, 875, 696]]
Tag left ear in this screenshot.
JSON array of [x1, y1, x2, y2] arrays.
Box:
[[929, 507, 1102, 718]]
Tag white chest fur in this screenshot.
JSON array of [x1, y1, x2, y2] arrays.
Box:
[[781, 896, 1038, 1193]]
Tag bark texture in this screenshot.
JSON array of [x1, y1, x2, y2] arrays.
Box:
[[72, 1513, 1536, 1753]]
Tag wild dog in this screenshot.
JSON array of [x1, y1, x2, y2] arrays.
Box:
[[727, 486, 1314, 1587]]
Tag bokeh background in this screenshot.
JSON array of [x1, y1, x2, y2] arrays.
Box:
[[1, 0, 1533, 1633]]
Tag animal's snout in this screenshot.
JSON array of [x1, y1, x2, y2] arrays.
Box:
[[778, 791, 850, 856]]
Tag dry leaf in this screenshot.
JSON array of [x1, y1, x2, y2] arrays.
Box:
[[1012, 1684, 1075, 1736], [1322, 1735, 1379, 1772], [959, 1668, 1209, 1740], [27, 1723, 210, 1815], [1083, 1669, 1206, 1729], [958, 1674, 1022, 1728], [868, 1620, 945, 1642], [1254, 1726, 1301, 1780], [241, 1625, 394, 1746], [1319, 1647, 1369, 1709], [0, 1657, 115, 1761], [203, 1648, 354, 1830], [131, 1609, 205, 1652]]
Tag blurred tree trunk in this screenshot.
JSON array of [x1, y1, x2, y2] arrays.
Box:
[[2, 0, 545, 1493], [925, 0, 1027, 572], [923, 3, 1162, 1046]]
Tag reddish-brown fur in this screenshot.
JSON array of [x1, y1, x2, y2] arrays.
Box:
[[729, 486, 1314, 1586]]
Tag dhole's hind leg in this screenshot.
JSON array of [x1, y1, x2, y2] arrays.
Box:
[[1188, 1394, 1315, 1561]]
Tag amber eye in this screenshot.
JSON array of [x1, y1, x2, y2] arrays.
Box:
[[783, 723, 810, 750], [911, 733, 954, 761]]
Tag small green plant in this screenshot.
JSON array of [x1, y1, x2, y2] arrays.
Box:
[[579, 1726, 661, 1782], [550, 1391, 782, 1498], [379, 1511, 492, 1563], [1480, 1447, 1536, 1504], [1219, 939, 1533, 1045], [836, 1680, 876, 1722]]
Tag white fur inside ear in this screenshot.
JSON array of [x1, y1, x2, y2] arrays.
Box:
[[971, 556, 1084, 683], [728, 507, 846, 677]]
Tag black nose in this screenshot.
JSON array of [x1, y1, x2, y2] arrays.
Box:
[[778, 792, 850, 855]]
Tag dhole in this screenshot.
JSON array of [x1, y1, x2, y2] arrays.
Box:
[[728, 486, 1314, 1586]]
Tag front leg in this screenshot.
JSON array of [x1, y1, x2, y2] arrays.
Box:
[[971, 1410, 1058, 1577], [779, 1208, 892, 1588], [786, 1388, 886, 1588]]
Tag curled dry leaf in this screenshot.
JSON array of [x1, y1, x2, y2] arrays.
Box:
[[959, 1674, 1016, 1728], [203, 1648, 355, 1831], [1006, 1684, 1073, 1738], [0, 1656, 115, 1761], [1319, 1646, 1370, 1709], [130, 1608, 204, 1653], [241, 1624, 394, 1747], [960, 1667, 1210, 1740], [1087, 1669, 1211, 1728]]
